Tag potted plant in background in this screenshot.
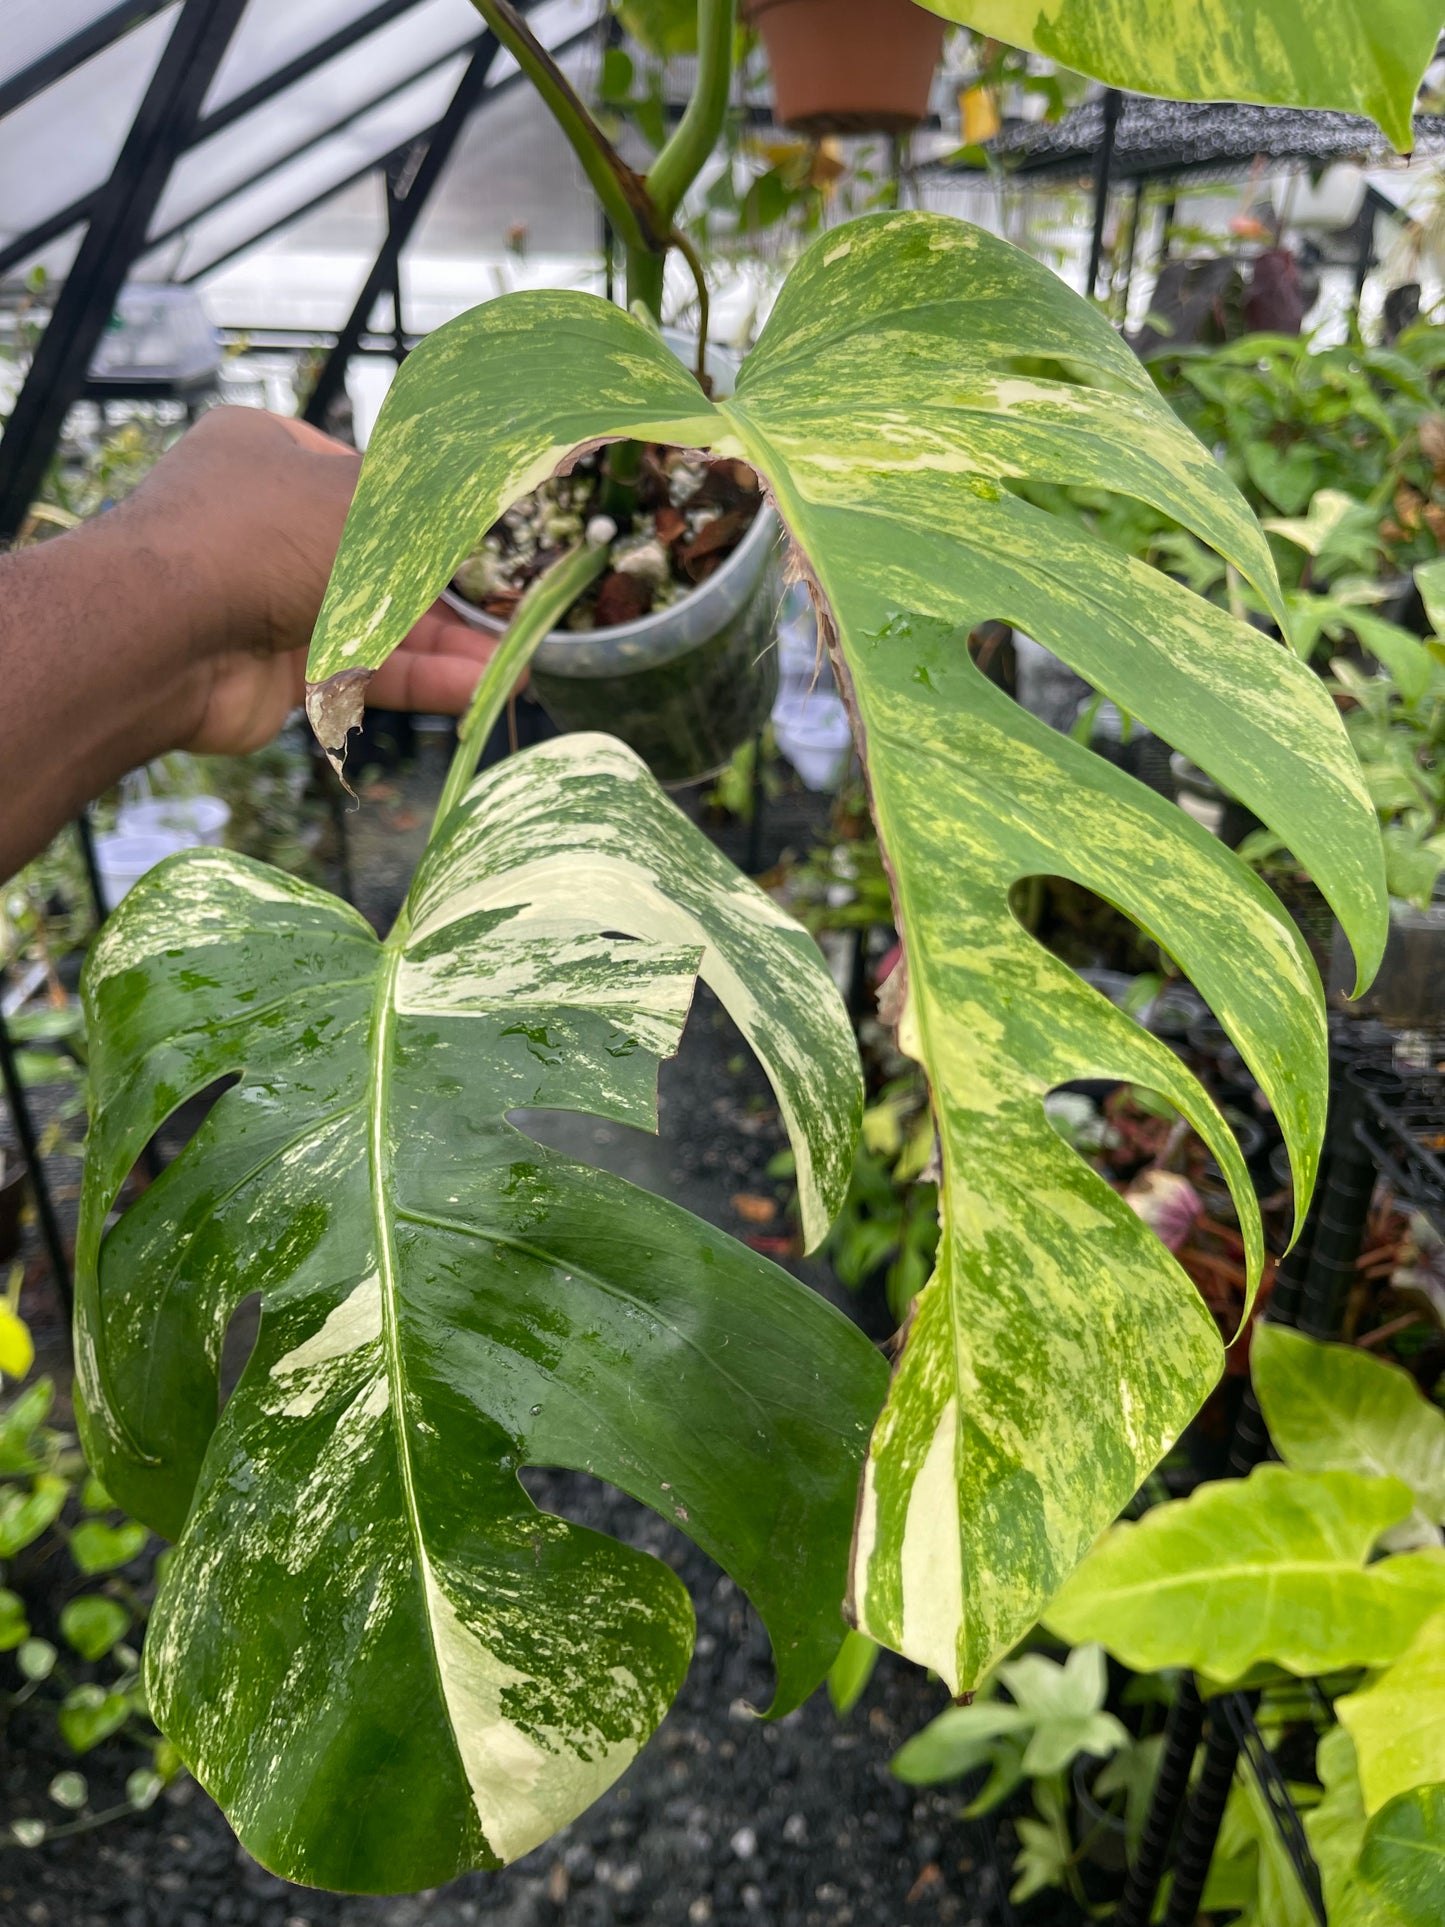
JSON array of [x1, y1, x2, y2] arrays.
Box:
[[743, 0, 946, 135], [442, 331, 782, 784], [70, 0, 1437, 1897]]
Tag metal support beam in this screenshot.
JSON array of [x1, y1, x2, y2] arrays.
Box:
[[1086, 89, 1123, 301], [0, 0, 439, 281], [0, 202, 92, 285], [0, 1009, 72, 1314], [0, 4, 584, 293], [144, 32, 497, 260], [172, 15, 589, 288], [197, 0, 433, 142], [0, 0, 247, 544], [1118, 178, 1145, 324], [304, 33, 503, 429], [180, 143, 418, 288]]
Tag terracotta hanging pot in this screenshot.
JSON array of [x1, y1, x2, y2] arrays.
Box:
[[746, 0, 946, 136]]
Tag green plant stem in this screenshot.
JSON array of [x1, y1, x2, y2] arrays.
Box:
[[467, 0, 663, 260], [598, 439, 645, 526], [644, 0, 736, 228], [467, 2, 732, 551], [429, 540, 610, 839]]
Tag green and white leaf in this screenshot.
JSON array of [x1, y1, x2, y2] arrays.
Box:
[[912, 0, 1440, 149], [75, 735, 882, 1893], [1339, 1609, 1445, 1816], [1044, 1466, 1445, 1680], [304, 210, 1384, 1696], [891, 1640, 1126, 1785], [1252, 1324, 1445, 1543], [1359, 1782, 1445, 1926]]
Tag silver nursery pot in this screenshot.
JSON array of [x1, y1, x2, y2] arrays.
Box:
[[443, 334, 781, 786]]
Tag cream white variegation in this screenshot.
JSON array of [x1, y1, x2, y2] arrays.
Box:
[[75, 733, 881, 1893], [303, 210, 1385, 1698]]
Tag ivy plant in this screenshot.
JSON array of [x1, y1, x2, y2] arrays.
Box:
[[75, 0, 1396, 1897]]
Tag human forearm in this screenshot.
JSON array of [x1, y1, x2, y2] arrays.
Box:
[[0, 513, 218, 879], [0, 406, 498, 884]]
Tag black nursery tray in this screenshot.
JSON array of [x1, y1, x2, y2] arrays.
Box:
[[1355, 1066, 1445, 1237]]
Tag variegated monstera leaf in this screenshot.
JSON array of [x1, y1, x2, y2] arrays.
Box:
[[305, 211, 1385, 1701], [76, 734, 882, 1893], [914, 0, 1441, 150]]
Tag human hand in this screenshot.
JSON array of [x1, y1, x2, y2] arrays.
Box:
[[110, 406, 497, 757]]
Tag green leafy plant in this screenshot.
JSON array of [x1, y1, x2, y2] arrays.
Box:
[[822, 1076, 939, 1325], [78, 563, 882, 1888], [1048, 1325, 1445, 1918], [893, 1642, 1163, 1907], [894, 1642, 1127, 1794], [299, 204, 1383, 1707], [0, 1367, 176, 1848], [1245, 556, 1445, 905], [1156, 330, 1445, 573], [1332, 575, 1445, 908], [76, 0, 1393, 1895]]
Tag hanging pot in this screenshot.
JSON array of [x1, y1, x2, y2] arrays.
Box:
[[744, 0, 945, 136], [444, 334, 782, 787]]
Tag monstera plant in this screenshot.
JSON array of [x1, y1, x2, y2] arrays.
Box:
[[74, 0, 1414, 1897]]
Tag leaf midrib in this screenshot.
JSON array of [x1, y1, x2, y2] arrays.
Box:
[[1082, 1555, 1394, 1604], [369, 944, 465, 1792], [726, 405, 972, 1655]]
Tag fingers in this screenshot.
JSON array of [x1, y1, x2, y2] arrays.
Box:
[[360, 604, 502, 712], [402, 603, 500, 662], [367, 645, 496, 716], [271, 413, 359, 461]]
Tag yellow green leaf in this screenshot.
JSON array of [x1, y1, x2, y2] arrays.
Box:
[[0, 1305, 34, 1382], [914, 0, 1440, 150]]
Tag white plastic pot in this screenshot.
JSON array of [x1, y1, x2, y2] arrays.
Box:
[[94, 831, 190, 911], [772, 690, 853, 791], [116, 794, 231, 847], [444, 332, 781, 785]]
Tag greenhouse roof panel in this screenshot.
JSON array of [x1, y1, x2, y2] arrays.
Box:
[[0, 0, 598, 290], [0, 5, 176, 255], [149, 0, 482, 241], [0, 0, 158, 95], [138, 54, 472, 283]]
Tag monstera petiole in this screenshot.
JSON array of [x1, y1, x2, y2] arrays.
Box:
[[78, 211, 1385, 1892]]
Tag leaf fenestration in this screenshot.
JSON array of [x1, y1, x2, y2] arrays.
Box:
[[76, 736, 881, 1893], [303, 211, 1384, 1696]]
